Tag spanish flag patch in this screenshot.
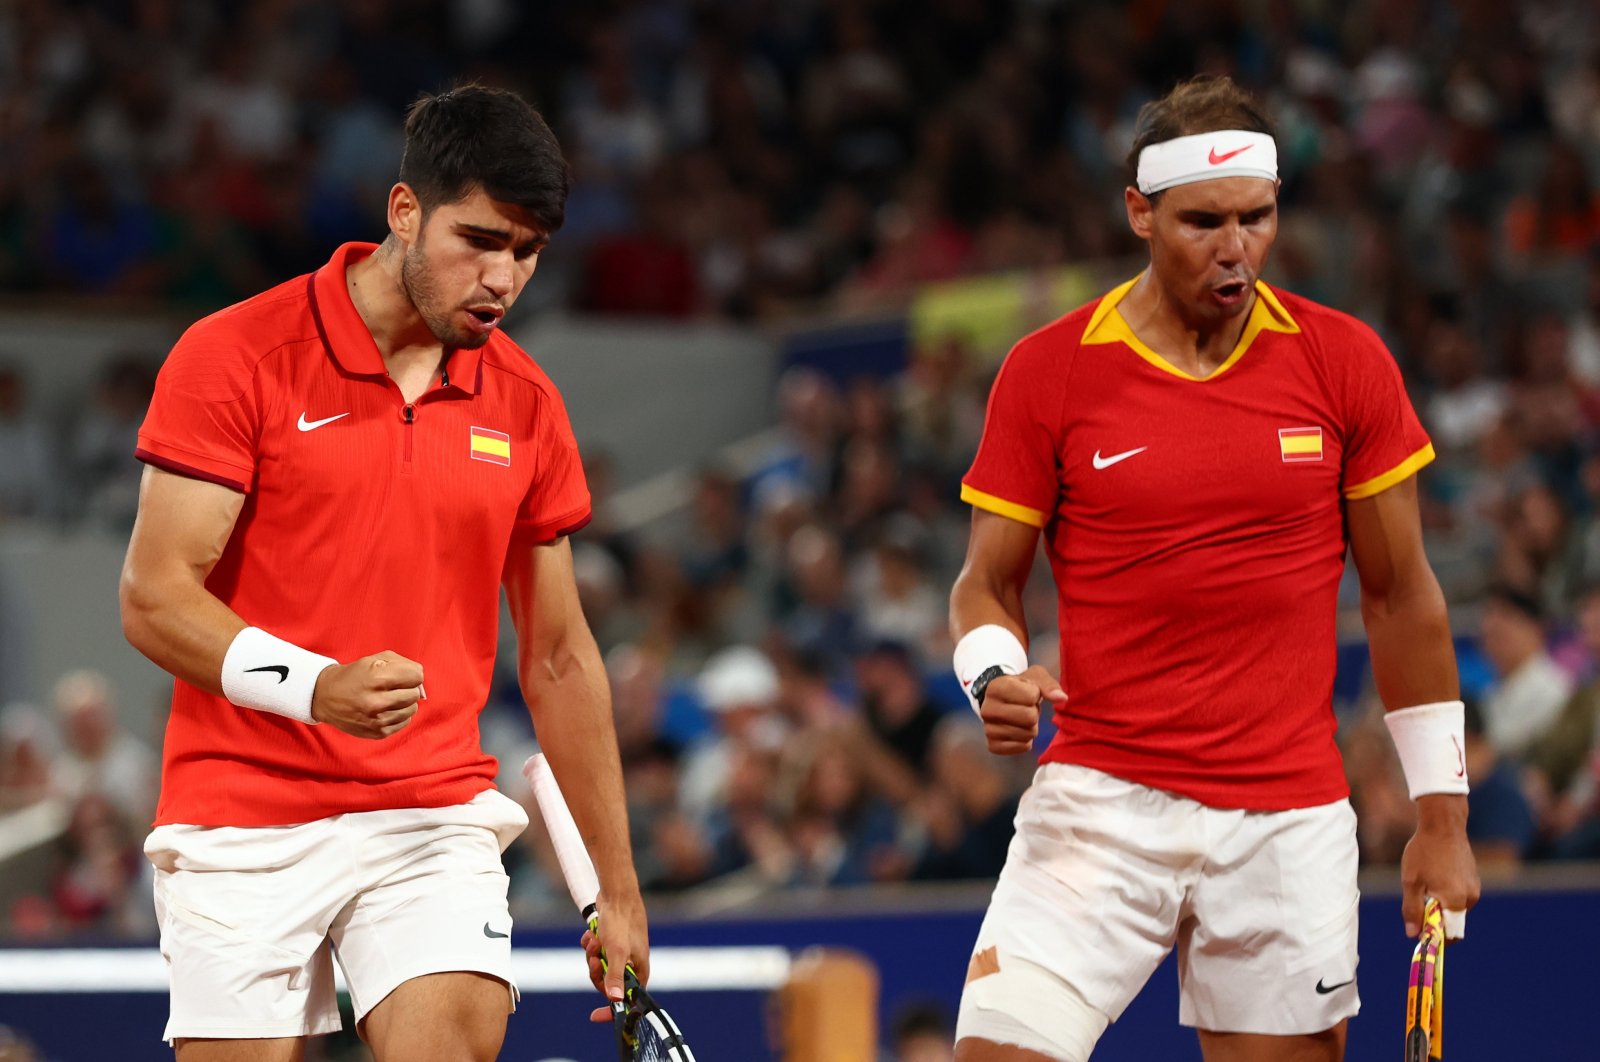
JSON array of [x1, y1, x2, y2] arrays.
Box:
[[1278, 426, 1323, 463], [470, 426, 511, 466]]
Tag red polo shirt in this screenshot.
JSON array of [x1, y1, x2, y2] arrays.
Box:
[[962, 278, 1432, 810], [137, 242, 590, 826]]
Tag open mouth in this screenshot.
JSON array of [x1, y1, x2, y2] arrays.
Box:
[[467, 308, 502, 325], [1214, 279, 1248, 299]]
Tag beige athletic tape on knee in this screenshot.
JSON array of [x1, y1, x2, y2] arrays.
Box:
[[956, 950, 1108, 1062]]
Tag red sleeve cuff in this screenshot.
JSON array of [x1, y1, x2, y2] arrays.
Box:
[[515, 506, 593, 544], [135, 442, 252, 494]]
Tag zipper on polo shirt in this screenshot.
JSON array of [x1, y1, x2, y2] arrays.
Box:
[[402, 403, 414, 471]]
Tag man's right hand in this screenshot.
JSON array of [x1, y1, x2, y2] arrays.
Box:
[[310, 651, 424, 739], [979, 665, 1066, 755]]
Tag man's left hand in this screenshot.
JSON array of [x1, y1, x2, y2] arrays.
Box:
[[1399, 793, 1480, 940], [582, 885, 651, 1022]]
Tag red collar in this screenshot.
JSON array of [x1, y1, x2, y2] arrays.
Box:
[[308, 242, 485, 394]]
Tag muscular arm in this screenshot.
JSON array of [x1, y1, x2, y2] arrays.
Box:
[[119, 466, 249, 691], [949, 509, 1040, 646], [120, 465, 421, 737], [950, 509, 1064, 754], [1347, 477, 1458, 709], [504, 535, 646, 989], [1347, 476, 1479, 932]]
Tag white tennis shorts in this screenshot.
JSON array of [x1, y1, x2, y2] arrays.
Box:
[[144, 787, 529, 1043], [957, 764, 1360, 1056]]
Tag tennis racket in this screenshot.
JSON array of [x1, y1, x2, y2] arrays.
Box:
[[523, 754, 696, 1062], [1404, 897, 1445, 1061]]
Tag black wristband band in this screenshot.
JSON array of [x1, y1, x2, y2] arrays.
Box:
[[969, 664, 1009, 706]]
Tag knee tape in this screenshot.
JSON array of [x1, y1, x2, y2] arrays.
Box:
[[955, 951, 1110, 1062]]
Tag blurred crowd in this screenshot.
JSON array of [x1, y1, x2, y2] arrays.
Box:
[[0, 0, 1597, 961]]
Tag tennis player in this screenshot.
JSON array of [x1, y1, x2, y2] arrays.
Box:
[[950, 77, 1479, 1062], [120, 85, 646, 1060]]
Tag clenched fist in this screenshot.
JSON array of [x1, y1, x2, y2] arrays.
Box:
[[310, 651, 424, 739], [979, 665, 1067, 755]]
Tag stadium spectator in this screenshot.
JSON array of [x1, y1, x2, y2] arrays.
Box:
[[910, 718, 1021, 883], [48, 669, 157, 826], [1461, 698, 1537, 866], [678, 645, 786, 830], [1479, 585, 1574, 759], [0, 366, 54, 522]]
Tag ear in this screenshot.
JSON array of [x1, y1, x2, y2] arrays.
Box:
[[388, 183, 422, 247], [1125, 186, 1154, 242]]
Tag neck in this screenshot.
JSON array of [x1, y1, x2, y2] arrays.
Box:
[[1119, 271, 1253, 377], [346, 238, 445, 375]]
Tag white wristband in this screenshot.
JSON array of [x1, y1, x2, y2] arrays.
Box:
[[954, 624, 1030, 716], [220, 627, 338, 725], [1383, 700, 1470, 799]]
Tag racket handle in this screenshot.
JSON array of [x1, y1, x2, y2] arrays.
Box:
[[523, 753, 602, 912]]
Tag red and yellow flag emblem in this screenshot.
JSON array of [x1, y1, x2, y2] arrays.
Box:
[[1278, 426, 1323, 463], [470, 426, 511, 466]]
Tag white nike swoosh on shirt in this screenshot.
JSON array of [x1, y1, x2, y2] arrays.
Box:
[[1092, 446, 1148, 470], [297, 412, 350, 432]]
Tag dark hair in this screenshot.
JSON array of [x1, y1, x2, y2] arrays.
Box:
[[1126, 76, 1277, 193], [398, 83, 569, 234], [1485, 582, 1544, 624], [892, 1001, 951, 1043]]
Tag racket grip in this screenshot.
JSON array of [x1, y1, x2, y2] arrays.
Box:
[[523, 754, 602, 912]]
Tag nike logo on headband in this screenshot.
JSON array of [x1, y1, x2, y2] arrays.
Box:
[[1208, 144, 1254, 165]]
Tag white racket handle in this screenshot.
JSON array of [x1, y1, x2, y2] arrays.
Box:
[[523, 754, 602, 913]]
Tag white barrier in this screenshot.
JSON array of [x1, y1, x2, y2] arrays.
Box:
[[0, 946, 792, 994]]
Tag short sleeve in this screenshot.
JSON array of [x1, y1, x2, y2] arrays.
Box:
[[135, 329, 261, 493], [960, 336, 1063, 527], [1338, 321, 1434, 500], [514, 386, 591, 542]]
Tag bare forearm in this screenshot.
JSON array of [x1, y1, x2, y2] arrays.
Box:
[[1361, 574, 1458, 710], [120, 571, 246, 694], [523, 631, 639, 899], [949, 567, 1028, 644]]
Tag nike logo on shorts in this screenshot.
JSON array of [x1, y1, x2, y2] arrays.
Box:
[[244, 665, 290, 683], [1315, 977, 1354, 994], [483, 923, 509, 939], [298, 412, 350, 432], [1092, 447, 1148, 470]]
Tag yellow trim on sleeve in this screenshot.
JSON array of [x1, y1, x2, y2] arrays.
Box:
[[960, 484, 1049, 528], [1081, 275, 1300, 382], [1344, 443, 1436, 500]]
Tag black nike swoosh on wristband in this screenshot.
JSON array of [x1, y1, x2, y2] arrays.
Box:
[[244, 665, 290, 683]]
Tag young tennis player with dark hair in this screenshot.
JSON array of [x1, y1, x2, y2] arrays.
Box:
[[121, 84, 646, 1061]]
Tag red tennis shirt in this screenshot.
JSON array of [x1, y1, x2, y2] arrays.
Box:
[[962, 277, 1433, 810], [137, 242, 591, 826]]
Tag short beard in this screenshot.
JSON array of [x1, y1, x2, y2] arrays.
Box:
[[399, 236, 487, 349]]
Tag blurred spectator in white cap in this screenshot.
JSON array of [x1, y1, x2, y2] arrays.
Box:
[[50, 669, 157, 826], [678, 645, 787, 829], [0, 702, 56, 811]]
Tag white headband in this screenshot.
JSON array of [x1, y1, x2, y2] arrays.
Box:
[[1136, 131, 1278, 195]]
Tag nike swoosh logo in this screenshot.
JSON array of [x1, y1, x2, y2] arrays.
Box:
[[1092, 447, 1148, 470], [1451, 735, 1465, 777], [297, 412, 350, 432], [483, 923, 509, 939], [1208, 144, 1254, 165], [244, 665, 289, 684], [1315, 977, 1355, 994]]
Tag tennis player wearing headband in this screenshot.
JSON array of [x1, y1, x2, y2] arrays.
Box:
[[949, 77, 1479, 1061]]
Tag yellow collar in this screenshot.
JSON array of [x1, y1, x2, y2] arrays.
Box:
[[1082, 275, 1300, 381]]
